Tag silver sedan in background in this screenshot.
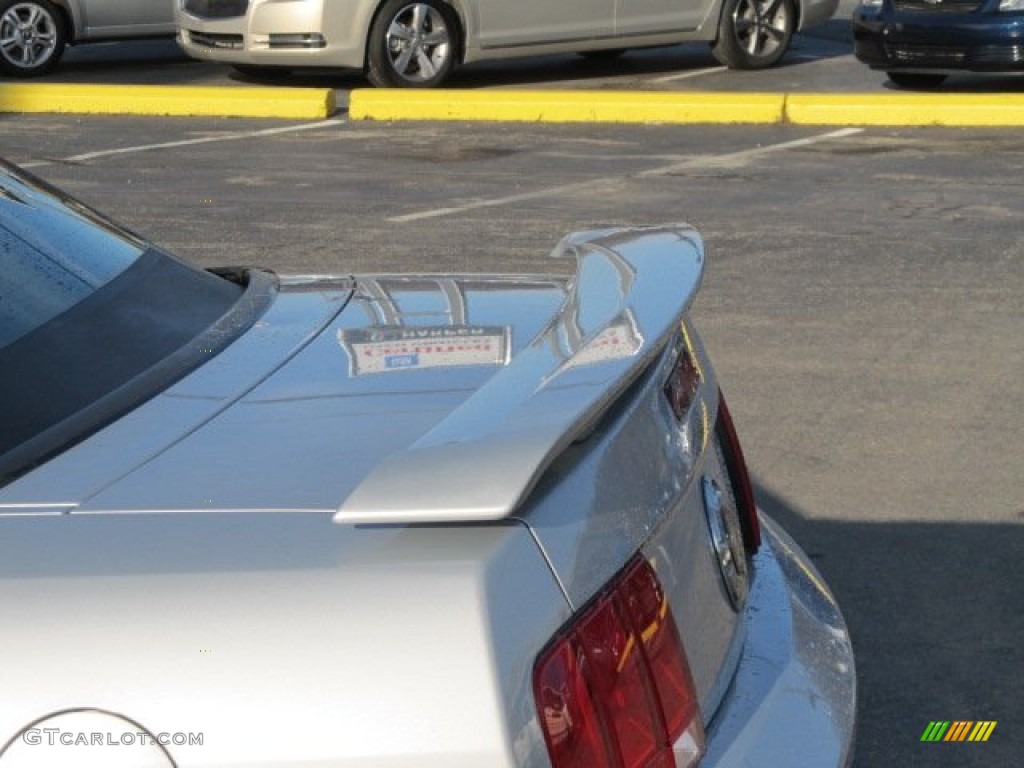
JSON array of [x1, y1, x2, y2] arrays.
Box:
[[177, 0, 840, 87], [0, 0, 174, 76]]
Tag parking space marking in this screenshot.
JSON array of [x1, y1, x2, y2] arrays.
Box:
[[650, 66, 727, 83], [389, 127, 863, 223], [635, 127, 862, 176], [19, 119, 344, 170]]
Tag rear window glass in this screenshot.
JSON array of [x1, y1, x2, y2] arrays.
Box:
[[0, 162, 258, 488], [0, 175, 143, 349]]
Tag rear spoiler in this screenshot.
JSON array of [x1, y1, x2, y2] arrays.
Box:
[[334, 225, 705, 525]]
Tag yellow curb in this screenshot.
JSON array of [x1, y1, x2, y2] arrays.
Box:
[[3, 84, 1021, 126], [349, 89, 786, 124], [785, 93, 1024, 127], [0, 84, 336, 119]]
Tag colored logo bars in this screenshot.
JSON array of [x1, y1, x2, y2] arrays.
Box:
[[921, 721, 997, 742]]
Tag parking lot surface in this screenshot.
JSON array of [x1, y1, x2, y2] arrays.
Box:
[[1, 3, 1022, 762]]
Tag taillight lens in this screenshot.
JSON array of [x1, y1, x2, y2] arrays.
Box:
[[534, 558, 705, 768], [715, 390, 760, 551], [664, 346, 700, 423]]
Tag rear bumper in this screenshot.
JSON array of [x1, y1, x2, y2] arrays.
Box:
[[853, 5, 1024, 71], [700, 514, 856, 768]]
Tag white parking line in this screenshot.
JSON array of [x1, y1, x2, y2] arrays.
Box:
[[19, 118, 343, 169], [636, 127, 863, 177], [650, 66, 728, 83], [389, 127, 863, 223]]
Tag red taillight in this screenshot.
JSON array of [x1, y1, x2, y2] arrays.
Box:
[[534, 558, 705, 768], [715, 390, 760, 551], [621, 563, 699, 741], [664, 346, 700, 423]]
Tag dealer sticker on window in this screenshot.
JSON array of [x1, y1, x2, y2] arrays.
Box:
[[338, 325, 511, 376]]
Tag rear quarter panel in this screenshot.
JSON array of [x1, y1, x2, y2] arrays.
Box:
[[515, 314, 742, 722], [0, 513, 568, 766]]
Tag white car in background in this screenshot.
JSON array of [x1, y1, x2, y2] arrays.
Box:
[[0, 0, 174, 76], [176, 0, 840, 87]]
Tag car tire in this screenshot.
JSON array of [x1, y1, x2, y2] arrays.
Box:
[[0, 0, 66, 77], [232, 64, 293, 80], [366, 0, 459, 88], [886, 71, 947, 89], [711, 0, 794, 70]]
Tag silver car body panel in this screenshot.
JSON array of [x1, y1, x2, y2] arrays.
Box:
[[175, 0, 841, 69], [0, 278, 355, 510], [798, 0, 841, 30], [474, 0, 615, 48], [53, 0, 175, 42], [0, 513, 570, 767]]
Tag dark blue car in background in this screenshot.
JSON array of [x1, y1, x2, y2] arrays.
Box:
[[853, 0, 1024, 88]]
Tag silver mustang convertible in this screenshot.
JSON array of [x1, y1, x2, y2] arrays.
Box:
[[0, 160, 855, 767], [176, 0, 841, 87]]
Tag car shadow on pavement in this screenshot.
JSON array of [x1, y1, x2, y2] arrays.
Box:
[[33, 39, 209, 85], [754, 481, 1022, 768], [216, 48, 733, 91], [448, 49, 721, 89], [801, 16, 855, 47], [445, 37, 853, 90], [219, 41, 849, 92]]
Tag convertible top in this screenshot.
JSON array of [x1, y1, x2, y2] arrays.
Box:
[[334, 225, 704, 525]]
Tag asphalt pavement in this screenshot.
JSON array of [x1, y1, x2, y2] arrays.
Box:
[[1, 5, 1022, 765]]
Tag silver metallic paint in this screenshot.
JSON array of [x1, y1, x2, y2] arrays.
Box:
[[0, 514, 569, 766], [0, 279, 353, 510], [55, 0, 174, 42]]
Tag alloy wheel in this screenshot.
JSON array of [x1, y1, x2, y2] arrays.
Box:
[[731, 0, 791, 59], [384, 3, 452, 83], [0, 2, 58, 72]]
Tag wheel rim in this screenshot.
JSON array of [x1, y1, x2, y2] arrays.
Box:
[[384, 3, 451, 83], [731, 0, 790, 60], [0, 2, 58, 70]]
